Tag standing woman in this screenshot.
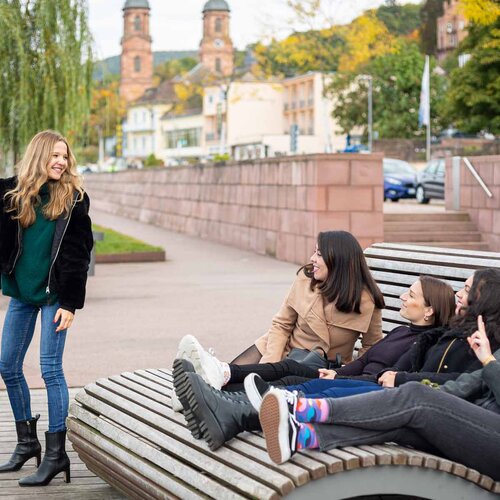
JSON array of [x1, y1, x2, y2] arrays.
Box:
[[0, 130, 93, 486]]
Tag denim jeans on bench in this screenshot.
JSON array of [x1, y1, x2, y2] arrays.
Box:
[[314, 382, 500, 481], [286, 378, 384, 399], [0, 298, 69, 432]]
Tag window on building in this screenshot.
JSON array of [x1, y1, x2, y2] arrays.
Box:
[[134, 56, 141, 72], [215, 17, 222, 33], [134, 15, 142, 31], [165, 128, 202, 149], [215, 58, 221, 73]]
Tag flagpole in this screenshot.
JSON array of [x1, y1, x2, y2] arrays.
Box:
[[425, 55, 431, 162]]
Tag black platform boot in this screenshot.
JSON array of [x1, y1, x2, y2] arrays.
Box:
[[19, 430, 70, 486], [183, 372, 261, 450], [0, 415, 41, 472], [173, 358, 250, 439]]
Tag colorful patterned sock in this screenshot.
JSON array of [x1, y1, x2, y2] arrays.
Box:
[[295, 397, 330, 423], [296, 423, 319, 450]]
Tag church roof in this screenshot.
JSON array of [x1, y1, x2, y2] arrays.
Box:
[[202, 0, 230, 13], [123, 0, 150, 10]]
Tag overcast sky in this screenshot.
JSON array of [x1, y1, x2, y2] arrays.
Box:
[[88, 0, 422, 60]]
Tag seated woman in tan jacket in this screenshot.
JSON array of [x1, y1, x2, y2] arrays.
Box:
[[176, 230, 385, 389]]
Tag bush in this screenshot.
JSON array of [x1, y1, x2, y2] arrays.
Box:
[[144, 153, 164, 168]]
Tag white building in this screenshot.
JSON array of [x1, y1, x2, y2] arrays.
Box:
[[123, 81, 175, 161], [282, 71, 344, 154], [159, 109, 204, 165]]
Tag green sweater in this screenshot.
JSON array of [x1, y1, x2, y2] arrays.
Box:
[[1, 185, 58, 305]]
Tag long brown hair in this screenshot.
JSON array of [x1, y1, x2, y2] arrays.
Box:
[[5, 130, 83, 227], [419, 276, 455, 327], [301, 231, 385, 313]]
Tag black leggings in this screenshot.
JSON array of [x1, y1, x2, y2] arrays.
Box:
[[223, 359, 318, 392]]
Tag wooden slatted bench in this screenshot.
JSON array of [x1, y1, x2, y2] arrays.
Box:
[[67, 243, 500, 499]]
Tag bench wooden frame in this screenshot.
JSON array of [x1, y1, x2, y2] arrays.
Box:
[[68, 243, 500, 499]]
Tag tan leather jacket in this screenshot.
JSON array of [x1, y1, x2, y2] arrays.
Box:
[[255, 271, 383, 364]]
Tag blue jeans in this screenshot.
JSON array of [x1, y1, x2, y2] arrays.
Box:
[[286, 378, 384, 398], [0, 298, 68, 432]]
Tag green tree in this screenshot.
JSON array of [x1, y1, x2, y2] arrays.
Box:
[[443, 18, 500, 134], [375, 2, 422, 36], [328, 40, 446, 138], [0, 0, 93, 165], [254, 26, 346, 77], [154, 57, 198, 84]]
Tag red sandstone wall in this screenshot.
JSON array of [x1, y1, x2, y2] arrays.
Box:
[[85, 154, 384, 264], [445, 155, 500, 251]]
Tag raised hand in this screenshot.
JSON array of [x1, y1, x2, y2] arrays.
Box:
[[467, 315, 493, 364]]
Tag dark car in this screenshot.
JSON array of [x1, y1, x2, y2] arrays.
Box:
[[383, 158, 417, 202], [416, 159, 445, 204]]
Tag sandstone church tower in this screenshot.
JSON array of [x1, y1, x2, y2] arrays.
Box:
[[199, 0, 234, 76], [120, 0, 153, 102]]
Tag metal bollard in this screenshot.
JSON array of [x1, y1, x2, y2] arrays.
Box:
[[89, 231, 104, 276]]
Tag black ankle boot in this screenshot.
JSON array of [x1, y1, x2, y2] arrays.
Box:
[[19, 430, 70, 487], [184, 372, 260, 451], [0, 415, 41, 472]]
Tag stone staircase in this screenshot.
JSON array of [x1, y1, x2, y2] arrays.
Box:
[[384, 212, 490, 250]]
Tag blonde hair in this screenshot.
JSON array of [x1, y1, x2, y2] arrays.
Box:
[[5, 130, 84, 227]]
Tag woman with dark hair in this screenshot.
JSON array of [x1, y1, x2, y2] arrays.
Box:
[[177, 231, 385, 382], [259, 313, 500, 481]]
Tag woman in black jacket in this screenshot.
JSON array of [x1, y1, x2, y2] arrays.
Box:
[[0, 130, 93, 487]]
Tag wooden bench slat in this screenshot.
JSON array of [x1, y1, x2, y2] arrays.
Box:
[[324, 449, 360, 470], [372, 242, 500, 260], [371, 269, 465, 289], [367, 257, 472, 280], [357, 444, 395, 466], [341, 446, 377, 467], [371, 444, 408, 465]]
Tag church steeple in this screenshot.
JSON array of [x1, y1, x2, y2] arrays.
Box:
[[120, 0, 153, 102], [199, 0, 234, 76]]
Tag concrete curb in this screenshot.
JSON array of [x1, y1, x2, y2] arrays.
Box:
[[95, 250, 166, 264]]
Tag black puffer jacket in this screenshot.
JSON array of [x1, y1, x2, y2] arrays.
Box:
[[0, 176, 93, 312]]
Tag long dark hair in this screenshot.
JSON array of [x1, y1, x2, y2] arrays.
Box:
[[300, 231, 385, 313], [452, 268, 500, 347], [419, 276, 455, 327]]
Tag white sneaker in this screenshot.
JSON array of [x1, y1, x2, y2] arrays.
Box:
[[176, 335, 226, 390]]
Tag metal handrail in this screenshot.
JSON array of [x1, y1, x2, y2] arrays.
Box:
[[463, 157, 493, 198]]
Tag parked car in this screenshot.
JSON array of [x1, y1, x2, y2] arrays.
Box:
[[416, 159, 445, 204], [383, 158, 417, 202]]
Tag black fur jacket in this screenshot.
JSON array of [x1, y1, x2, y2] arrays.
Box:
[[0, 176, 93, 312]]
